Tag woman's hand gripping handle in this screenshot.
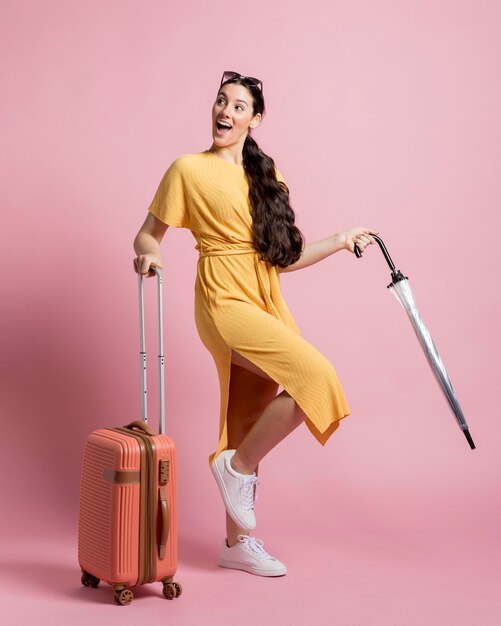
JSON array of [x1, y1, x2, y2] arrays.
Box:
[[133, 213, 168, 277]]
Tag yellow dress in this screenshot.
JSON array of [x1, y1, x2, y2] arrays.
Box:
[[148, 150, 350, 463]]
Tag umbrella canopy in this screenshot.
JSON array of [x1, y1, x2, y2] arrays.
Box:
[[355, 235, 475, 450]]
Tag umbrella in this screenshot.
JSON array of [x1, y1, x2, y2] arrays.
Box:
[[355, 235, 475, 450]]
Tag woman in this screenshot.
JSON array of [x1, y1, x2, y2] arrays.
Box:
[[133, 70, 377, 577]]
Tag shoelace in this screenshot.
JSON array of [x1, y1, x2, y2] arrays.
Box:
[[237, 534, 274, 560], [240, 476, 259, 511]]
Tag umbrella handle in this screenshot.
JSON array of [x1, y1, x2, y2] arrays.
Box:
[[354, 235, 397, 271]]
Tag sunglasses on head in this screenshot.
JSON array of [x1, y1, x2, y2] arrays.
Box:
[[220, 71, 263, 93]]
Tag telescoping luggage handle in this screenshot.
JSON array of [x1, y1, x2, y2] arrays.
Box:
[[138, 268, 165, 435]]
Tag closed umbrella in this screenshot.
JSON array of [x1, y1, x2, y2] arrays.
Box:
[[355, 235, 475, 450]]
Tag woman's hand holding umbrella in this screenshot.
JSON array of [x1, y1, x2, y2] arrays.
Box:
[[340, 227, 380, 254]]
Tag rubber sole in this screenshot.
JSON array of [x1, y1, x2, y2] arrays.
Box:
[[218, 561, 287, 577]]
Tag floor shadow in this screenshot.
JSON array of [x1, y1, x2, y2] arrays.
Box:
[[0, 559, 173, 605], [0, 535, 218, 605], [0, 559, 109, 602]]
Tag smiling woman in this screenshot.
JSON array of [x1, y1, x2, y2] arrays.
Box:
[[133, 70, 377, 577], [210, 75, 304, 268]]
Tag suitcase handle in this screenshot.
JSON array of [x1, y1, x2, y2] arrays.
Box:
[[158, 486, 170, 559], [125, 420, 155, 436], [138, 268, 165, 435]]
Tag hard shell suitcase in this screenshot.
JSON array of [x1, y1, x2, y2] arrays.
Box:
[[78, 270, 181, 605]]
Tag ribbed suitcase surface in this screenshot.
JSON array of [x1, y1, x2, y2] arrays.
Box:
[[79, 431, 141, 583], [79, 426, 179, 602], [78, 270, 181, 605]]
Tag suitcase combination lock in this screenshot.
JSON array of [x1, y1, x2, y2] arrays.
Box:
[[159, 460, 170, 484]]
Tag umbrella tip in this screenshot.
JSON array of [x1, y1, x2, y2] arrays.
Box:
[[463, 428, 476, 450]]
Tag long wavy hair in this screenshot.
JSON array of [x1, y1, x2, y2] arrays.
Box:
[[220, 76, 304, 268]]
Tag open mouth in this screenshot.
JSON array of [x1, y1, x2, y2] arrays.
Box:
[[216, 120, 232, 134]]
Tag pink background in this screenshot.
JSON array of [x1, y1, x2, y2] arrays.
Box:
[[1, 0, 500, 624]]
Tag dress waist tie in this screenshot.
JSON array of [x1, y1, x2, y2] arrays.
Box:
[[199, 247, 280, 318]]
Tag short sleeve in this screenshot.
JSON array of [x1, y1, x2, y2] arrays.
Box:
[[147, 158, 193, 229]]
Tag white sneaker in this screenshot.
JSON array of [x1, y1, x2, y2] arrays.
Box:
[[210, 450, 258, 531], [218, 535, 287, 577]]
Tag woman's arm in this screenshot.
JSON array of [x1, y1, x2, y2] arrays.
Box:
[[278, 227, 378, 273], [133, 212, 169, 276]]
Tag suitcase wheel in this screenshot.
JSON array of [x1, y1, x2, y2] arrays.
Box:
[[162, 581, 182, 600], [172, 582, 183, 598], [114, 588, 134, 606], [81, 570, 100, 588]]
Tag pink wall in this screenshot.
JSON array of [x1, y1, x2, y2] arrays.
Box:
[[1, 0, 500, 621]]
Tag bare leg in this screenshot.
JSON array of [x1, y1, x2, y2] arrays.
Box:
[[231, 389, 306, 475], [225, 358, 278, 546], [228, 351, 307, 478]]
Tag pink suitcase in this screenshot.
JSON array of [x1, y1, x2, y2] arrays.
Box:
[[78, 270, 181, 605]]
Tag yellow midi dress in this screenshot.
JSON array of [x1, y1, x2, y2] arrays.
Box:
[[147, 150, 350, 464]]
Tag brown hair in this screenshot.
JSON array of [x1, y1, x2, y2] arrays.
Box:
[[221, 76, 304, 268]]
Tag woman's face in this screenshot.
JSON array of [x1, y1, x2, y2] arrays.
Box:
[[211, 82, 261, 149]]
